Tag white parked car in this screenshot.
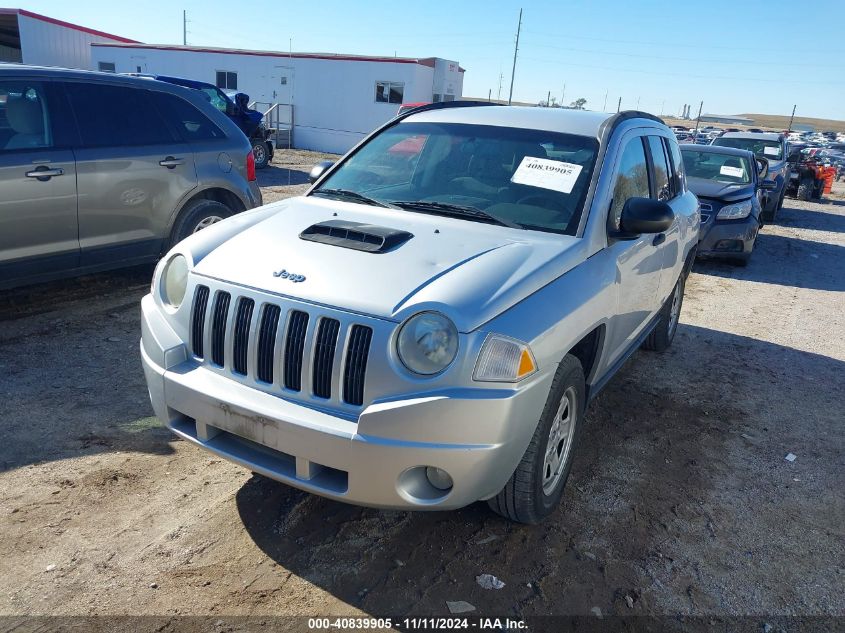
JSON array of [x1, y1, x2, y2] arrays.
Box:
[[141, 103, 699, 523]]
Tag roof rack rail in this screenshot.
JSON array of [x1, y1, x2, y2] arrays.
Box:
[[396, 99, 501, 120]]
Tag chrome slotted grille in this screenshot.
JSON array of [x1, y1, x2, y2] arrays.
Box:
[[191, 285, 210, 359], [284, 311, 309, 392], [343, 325, 373, 406], [210, 291, 231, 366], [188, 283, 374, 409], [232, 298, 254, 375], [313, 318, 340, 399], [256, 304, 281, 384]]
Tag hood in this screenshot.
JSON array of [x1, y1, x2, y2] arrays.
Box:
[[687, 177, 756, 203], [191, 196, 585, 332]]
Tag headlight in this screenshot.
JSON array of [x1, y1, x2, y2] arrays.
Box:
[[473, 335, 537, 382], [397, 312, 459, 375], [717, 198, 753, 220], [161, 254, 189, 309]]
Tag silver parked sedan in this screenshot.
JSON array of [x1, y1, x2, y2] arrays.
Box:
[[142, 104, 699, 523], [0, 65, 262, 289]]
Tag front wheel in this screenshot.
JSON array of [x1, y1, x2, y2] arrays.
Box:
[[642, 274, 685, 352], [487, 355, 585, 524]]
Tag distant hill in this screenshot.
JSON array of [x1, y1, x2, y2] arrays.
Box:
[[740, 114, 845, 133]]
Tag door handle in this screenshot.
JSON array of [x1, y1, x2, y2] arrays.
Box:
[[26, 167, 64, 180], [159, 157, 185, 169], [653, 233, 666, 246]]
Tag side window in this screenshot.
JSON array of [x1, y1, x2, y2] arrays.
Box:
[[0, 81, 52, 152], [151, 91, 226, 141], [215, 71, 237, 90], [64, 83, 176, 148], [647, 136, 671, 202], [666, 137, 686, 195], [609, 136, 650, 230], [375, 81, 404, 104]]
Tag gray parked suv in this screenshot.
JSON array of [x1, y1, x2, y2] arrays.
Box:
[[711, 132, 788, 221], [0, 65, 261, 289], [141, 103, 699, 523]]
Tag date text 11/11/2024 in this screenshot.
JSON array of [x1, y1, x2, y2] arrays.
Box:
[[307, 617, 528, 630]]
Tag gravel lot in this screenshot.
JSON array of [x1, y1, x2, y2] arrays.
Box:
[[1, 153, 842, 621]]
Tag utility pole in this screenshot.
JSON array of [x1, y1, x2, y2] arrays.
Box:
[[693, 101, 703, 136], [660, 100, 665, 116], [561, 83, 566, 106], [182, 10, 187, 45], [507, 8, 522, 105], [497, 73, 504, 102], [546, 90, 551, 107], [636, 96, 641, 110], [603, 90, 608, 112], [488, 88, 491, 102], [617, 97, 621, 113], [788, 104, 797, 132]]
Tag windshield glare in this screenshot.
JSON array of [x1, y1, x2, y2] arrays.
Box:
[[682, 150, 753, 184], [713, 137, 782, 160], [312, 122, 599, 235]]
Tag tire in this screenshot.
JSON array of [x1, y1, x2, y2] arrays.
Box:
[[487, 355, 585, 524], [170, 199, 233, 246], [642, 273, 685, 352], [797, 179, 812, 201], [732, 256, 749, 267], [252, 140, 270, 169]]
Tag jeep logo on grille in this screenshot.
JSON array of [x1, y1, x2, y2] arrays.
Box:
[[273, 269, 306, 283]]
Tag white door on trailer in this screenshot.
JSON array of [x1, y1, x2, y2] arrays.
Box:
[[267, 66, 293, 104]]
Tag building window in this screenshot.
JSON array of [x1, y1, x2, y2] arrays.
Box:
[[375, 81, 404, 104], [216, 71, 237, 90], [98, 62, 116, 73]]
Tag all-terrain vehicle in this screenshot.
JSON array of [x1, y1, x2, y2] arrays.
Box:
[[130, 74, 275, 169], [785, 148, 825, 201]]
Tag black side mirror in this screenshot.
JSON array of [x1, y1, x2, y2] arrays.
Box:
[[612, 197, 674, 240], [309, 160, 335, 184], [756, 158, 769, 179]]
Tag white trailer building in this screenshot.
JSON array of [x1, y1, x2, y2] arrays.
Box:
[[91, 43, 464, 153], [0, 8, 137, 68]]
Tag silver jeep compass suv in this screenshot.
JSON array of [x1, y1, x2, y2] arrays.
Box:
[[142, 103, 699, 523], [0, 65, 261, 289]]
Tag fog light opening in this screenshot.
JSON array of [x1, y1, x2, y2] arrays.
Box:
[[425, 466, 453, 491]]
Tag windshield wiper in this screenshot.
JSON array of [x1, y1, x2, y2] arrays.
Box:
[[390, 200, 522, 229], [312, 188, 393, 208]]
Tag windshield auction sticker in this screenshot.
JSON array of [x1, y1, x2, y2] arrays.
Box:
[[511, 156, 583, 194], [720, 165, 745, 178], [763, 146, 780, 157]]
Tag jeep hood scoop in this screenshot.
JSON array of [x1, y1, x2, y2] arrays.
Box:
[[300, 219, 413, 253], [192, 196, 586, 332]]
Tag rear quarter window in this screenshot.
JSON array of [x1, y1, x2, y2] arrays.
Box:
[[150, 91, 227, 142]]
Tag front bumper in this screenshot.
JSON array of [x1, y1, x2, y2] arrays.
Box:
[[697, 213, 759, 260], [140, 295, 550, 510]]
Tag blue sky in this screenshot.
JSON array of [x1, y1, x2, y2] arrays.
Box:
[[19, 0, 845, 119]]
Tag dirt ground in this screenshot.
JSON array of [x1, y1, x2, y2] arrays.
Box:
[[0, 155, 843, 623]]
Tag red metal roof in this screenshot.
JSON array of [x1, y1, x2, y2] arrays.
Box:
[[91, 42, 458, 68], [0, 8, 139, 43]]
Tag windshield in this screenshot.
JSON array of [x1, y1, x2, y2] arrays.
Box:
[[713, 137, 782, 160], [682, 149, 753, 184], [200, 87, 229, 113], [311, 122, 599, 235]]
